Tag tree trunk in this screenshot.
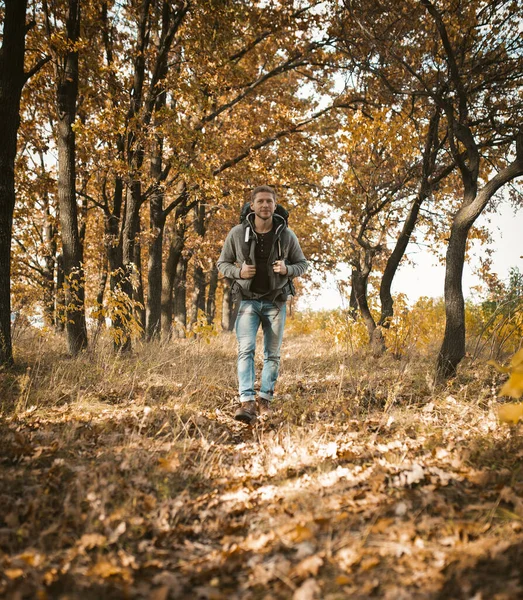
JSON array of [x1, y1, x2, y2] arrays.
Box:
[[436, 134, 523, 379], [221, 281, 236, 331], [55, 254, 65, 331], [379, 193, 425, 327], [173, 256, 188, 338], [0, 0, 28, 366], [42, 193, 57, 327], [91, 256, 108, 346], [133, 219, 146, 335], [145, 16, 169, 341], [436, 222, 468, 379], [161, 206, 187, 339], [55, 0, 88, 355], [95, 261, 108, 327], [379, 110, 441, 327], [117, 180, 142, 349], [190, 263, 207, 327], [353, 269, 385, 357], [206, 264, 219, 325], [146, 189, 165, 339], [348, 279, 358, 321], [188, 200, 207, 329]]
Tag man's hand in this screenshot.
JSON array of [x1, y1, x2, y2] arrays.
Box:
[[272, 260, 288, 275], [240, 261, 256, 279]]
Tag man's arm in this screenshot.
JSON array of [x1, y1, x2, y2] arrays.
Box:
[[217, 230, 243, 280], [285, 230, 308, 278]]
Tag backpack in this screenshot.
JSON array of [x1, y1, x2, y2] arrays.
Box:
[[239, 202, 289, 265], [233, 203, 296, 300]]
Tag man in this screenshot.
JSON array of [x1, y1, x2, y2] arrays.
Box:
[[217, 185, 308, 424]]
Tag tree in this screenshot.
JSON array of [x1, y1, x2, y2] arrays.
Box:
[[0, 0, 50, 366], [339, 0, 523, 375], [43, 0, 88, 355]]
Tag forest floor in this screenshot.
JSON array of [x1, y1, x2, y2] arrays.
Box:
[[1, 328, 522, 600]]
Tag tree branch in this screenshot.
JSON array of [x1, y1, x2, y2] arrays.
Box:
[[24, 55, 52, 82]]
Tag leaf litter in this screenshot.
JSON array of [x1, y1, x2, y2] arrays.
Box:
[[1, 335, 523, 599]]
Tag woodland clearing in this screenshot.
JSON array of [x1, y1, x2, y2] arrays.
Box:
[[1, 327, 522, 600]]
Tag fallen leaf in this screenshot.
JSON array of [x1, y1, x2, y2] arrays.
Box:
[[288, 523, 315, 543], [500, 487, 523, 517], [371, 518, 394, 534], [158, 453, 180, 472], [251, 556, 292, 586], [292, 554, 324, 579], [108, 521, 127, 544], [499, 373, 523, 399], [360, 556, 380, 571], [88, 560, 129, 580], [149, 586, 170, 600], [335, 546, 360, 570], [4, 568, 24, 580], [78, 533, 107, 551], [498, 403, 523, 424], [193, 587, 225, 600], [293, 578, 321, 600]]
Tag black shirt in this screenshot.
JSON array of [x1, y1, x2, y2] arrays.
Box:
[[251, 228, 275, 295]]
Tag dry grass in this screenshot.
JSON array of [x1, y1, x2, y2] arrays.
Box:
[[1, 327, 522, 599]]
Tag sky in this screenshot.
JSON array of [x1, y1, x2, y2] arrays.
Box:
[[299, 199, 522, 311]]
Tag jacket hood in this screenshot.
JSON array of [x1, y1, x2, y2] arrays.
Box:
[[243, 211, 287, 237]]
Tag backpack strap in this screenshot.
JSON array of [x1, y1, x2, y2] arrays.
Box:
[[242, 225, 253, 265]]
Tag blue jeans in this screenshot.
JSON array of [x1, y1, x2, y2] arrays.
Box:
[[235, 299, 287, 402]]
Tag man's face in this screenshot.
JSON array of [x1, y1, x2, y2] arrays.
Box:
[[251, 192, 276, 221]]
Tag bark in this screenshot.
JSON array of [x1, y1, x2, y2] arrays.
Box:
[[206, 264, 219, 325], [436, 139, 523, 379], [379, 110, 443, 327], [221, 282, 236, 331], [100, 3, 128, 349], [122, 181, 142, 290], [378, 192, 425, 327], [145, 2, 184, 340], [348, 281, 358, 321], [352, 269, 385, 357], [189, 201, 207, 328], [173, 256, 188, 338], [133, 219, 146, 335], [146, 180, 165, 340], [42, 193, 57, 326], [190, 264, 207, 328], [121, 0, 188, 344], [161, 204, 187, 338], [91, 257, 108, 346], [0, 0, 28, 365], [54, 0, 88, 355], [95, 262, 108, 328], [55, 254, 65, 331]]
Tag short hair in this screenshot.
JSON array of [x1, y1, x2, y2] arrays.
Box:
[[250, 185, 277, 203]]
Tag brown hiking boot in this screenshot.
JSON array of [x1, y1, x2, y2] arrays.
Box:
[[234, 400, 257, 424], [257, 397, 273, 417]]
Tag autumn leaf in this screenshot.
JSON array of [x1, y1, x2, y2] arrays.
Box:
[[4, 568, 24, 580], [157, 453, 181, 472], [293, 578, 321, 600], [287, 523, 316, 543], [291, 554, 324, 579], [498, 403, 523, 425], [489, 349, 523, 398], [88, 560, 130, 580], [499, 373, 523, 399]]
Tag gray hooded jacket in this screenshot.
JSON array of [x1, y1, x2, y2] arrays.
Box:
[[217, 212, 308, 300]]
